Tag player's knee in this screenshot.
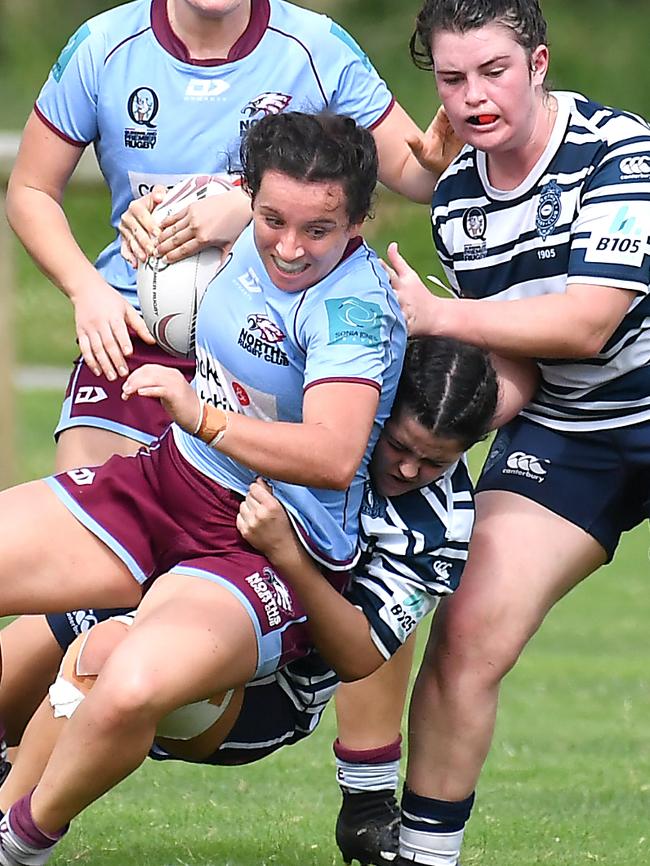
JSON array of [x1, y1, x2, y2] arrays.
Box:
[[49, 619, 134, 722], [426, 598, 527, 685], [96, 660, 163, 729]]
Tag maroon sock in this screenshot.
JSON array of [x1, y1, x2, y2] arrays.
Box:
[[333, 736, 402, 764], [8, 792, 68, 848]]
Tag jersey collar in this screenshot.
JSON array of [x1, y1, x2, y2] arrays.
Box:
[[151, 0, 271, 67]]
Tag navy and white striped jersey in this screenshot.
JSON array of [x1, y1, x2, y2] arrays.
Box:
[[433, 91, 650, 432], [278, 455, 476, 715]]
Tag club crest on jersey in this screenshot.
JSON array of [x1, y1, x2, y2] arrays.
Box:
[[240, 92, 292, 136], [238, 314, 289, 366], [361, 481, 387, 519], [536, 180, 561, 240], [242, 92, 292, 119], [124, 87, 159, 150], [462, 206, 488, 260]]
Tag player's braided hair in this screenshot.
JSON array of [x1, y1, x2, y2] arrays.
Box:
[[410, 0, 548, 71], [394, 336, 498, 450], [240, 111, 378, 225]]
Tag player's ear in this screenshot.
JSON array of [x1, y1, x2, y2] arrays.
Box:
[[530, 44, 549, 85]]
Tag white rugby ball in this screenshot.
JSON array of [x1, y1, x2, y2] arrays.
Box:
[[136, 174, 235, 358]]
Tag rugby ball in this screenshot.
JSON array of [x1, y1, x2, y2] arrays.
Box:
[[136, 174, 235, 358]]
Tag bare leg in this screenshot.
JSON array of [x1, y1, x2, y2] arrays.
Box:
[[400, 491, 607, 864], [0, 618, 63, 746], [0, 481, 141, 616], [335, 635, 416, 750], [0, 612, 246, 812], [28, 573, 257, 833], [0, 702, 64, 814], [333, 635, 416, 866], [54, 427, 142, 473]]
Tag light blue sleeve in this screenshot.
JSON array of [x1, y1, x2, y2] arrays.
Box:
[[315, 19, 393, 129], [35, 20, 100, 145], [299, 263, 405, 393]]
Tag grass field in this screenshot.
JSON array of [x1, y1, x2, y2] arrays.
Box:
[[3, 1, 650, 863]]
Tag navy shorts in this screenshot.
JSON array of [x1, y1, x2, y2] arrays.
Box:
[[478, 416, 650, 561], [45, 431, 347, 676], [55, 335, 195, 445]]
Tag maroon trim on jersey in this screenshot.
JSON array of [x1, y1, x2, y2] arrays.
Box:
[[267, 26, 328, 103], [368, 96, 396, 131], [304, 377, 382, 394], [33, 104, 89, 147], [151, 0, 270, 67], [341, 236, 364, 261], [105, 26, 151, 65], [292, 519, 358, 571]]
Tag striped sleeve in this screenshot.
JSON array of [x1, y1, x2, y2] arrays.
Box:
[[345, 460, 475, 658]]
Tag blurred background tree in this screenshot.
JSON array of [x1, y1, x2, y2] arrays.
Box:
[[1, 0, 648, 128]]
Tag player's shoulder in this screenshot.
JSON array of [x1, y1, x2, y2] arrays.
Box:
[[306, 240, 387, 301], [561, 91, 650, 149], [433, 145, 481, 210], [269, 0, 369, 62], [83, 0, 150, 41], [55, 0, 150, 67]]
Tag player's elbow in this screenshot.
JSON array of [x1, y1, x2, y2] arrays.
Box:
[[316, 458, 359, 491], [569, 326, 613, 358]]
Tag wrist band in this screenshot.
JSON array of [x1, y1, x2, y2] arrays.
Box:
[[195, 402, 228, 448]]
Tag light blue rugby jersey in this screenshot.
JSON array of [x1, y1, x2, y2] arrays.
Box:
[[174, 224, 407, 568], [275, 456, 476, 717], [35, 0, 393, 307], [433, 91, 650, 432]]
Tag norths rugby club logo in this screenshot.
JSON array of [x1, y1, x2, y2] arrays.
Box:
[[238, 314, 289, 366]]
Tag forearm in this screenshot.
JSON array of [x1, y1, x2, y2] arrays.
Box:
[[382, 153, 436, 204], [214, 413, 358, 489], [6, 184, 101, 302], [271, 544, 383, 681], [429, 293, 617, 358]]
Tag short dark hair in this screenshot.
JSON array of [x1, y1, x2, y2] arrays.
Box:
[[410, 0, 548, 71], [393, 336, 498, 450], [240, 112, 378, 225]]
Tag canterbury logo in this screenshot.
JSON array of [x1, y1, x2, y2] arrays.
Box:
[[432, 560, 453, 581], [505, 451, 549, 476], [620, 156, 650, 176]]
